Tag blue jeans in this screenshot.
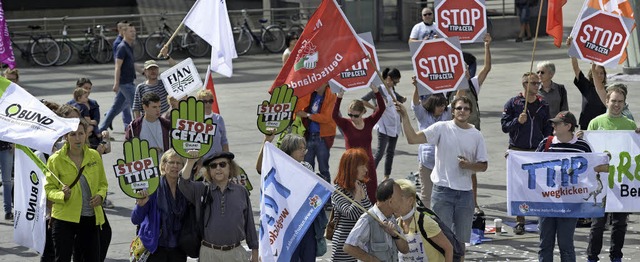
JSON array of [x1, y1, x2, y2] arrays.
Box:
[[0, 149, 13, 214], [587, 213, 628, 261], [291, 225, 316, 262], [99, 82, 134, 132], [304, 133, 330, 183], [431, 185, 474, 243], [538, 217, 577, 262], [374, 131, 398, 177]]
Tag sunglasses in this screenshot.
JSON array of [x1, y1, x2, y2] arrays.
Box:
[[454, 106, 471, 112], [208, 161, 228, 169], [422, 13, 433, 16], [536, 71, 545, 75], [347, 113, 361, 118], [202, 99, 214, 104]]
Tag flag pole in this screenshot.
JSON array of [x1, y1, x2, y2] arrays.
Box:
[[158, 22, 185, 58], [333, 189, 408, 241], [524, 1, 546, 112], [370, 56, 398, 103]]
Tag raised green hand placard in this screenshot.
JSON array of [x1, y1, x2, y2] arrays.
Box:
[[170, 96, 217, 158], [113, 138, 160, 199], [257, 84, 297, 135]]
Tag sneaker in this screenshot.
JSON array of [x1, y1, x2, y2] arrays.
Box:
[[515, 37, 523, 43], [5, 212, 13, 220], [514, 223, 525, 235]]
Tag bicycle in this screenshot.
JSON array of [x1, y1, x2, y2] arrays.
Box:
[[234, 10, 286, 56], [287, 12, 306, 36], [9, 25, 60, 67], [144, 15, 209, 58], [56, 18, 113, 65]]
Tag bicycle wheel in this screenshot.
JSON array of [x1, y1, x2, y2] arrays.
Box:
[[145, 33, 172, 58], [55, 41, 73, 66], [89, 37, 112, 64], [289, 25, 304, 37], [234, 28, 252, 56], [133, 38, 146, 61], [185, 32, 210, 57], [30, 37, 60, 67], [262, 26, 286, 53]]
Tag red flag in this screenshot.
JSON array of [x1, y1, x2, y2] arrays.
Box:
[[204, 68, 220, 114], [269, 0, 368, 97], [546, 0, 566, 48]]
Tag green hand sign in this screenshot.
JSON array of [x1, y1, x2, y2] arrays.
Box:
[[257, 84, 298, 135], [114, 138, 160, 199], [171, 96, 216, 158]]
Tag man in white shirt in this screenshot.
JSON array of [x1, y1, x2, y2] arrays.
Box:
[[408, 7, 437, 43], [398, 96, 489, 247], [344, 179, 409, 261]]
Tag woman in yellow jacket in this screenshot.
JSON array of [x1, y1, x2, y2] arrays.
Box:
[[45, 120, 108, 262]]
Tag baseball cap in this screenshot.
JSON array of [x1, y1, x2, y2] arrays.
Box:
[[549, 111, 577, 126], [143, 60, 159, 70]]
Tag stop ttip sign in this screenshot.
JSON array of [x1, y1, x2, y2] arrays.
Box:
[[330, 32, 380, 91], [435, 0, 487, 43], [411, 38, 466, 94], [571, 9, 632, 67]]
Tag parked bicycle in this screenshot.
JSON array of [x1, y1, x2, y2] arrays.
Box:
[[55, 18, 113, 65], [234, 10, 286, 56], [287, 12, 306, 36], [144, 15, 209, 58], [9, 25, 60, 67]]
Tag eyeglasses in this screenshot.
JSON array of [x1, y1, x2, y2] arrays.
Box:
[[454, 106, 471, 112], [298, 147, 308, 153], [202, 99, 214, 104], [524, 81, 541, 86], [165, 161, 184, 166], [347, 113, 361, 118], [422, 13, 433, 16], [536, 71, 545, 75], [208, 161, 228, 169]]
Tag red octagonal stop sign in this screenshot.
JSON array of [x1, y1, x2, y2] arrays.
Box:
[[573, 10, 630, 66], [330, 36, 379, 90], [435, 0, 486, 43], [412, 38, 465, 94]]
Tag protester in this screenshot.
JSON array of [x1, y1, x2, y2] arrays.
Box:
[[256, 133, 328, 260], [295, 83, 337, 183], [567, 37, 607, 130], [179, 151, 258, 261], [535, 111, 595, 262], [398, 96, 488, 247], [333, 84, 385, 202], [536, 61, 569, 117], [501, 72, 552, 234], [344, 179, 409, 261], [67, 78, 103, 143], [45, 119, 108, 262], [132, 50, 175, 119], [411, 91, 451, 208], [515, 0, 533, 42], [586, 85, 640, 262], [395, 178, 453, 262], [131, 149, 188, 262], [125, 92, 171, 154], [282, 31, 299, 64], [197, 89, 229, 161], [590, 64, 634, 121], [408, 7, 437, 42], [330, 148, 374, 261], [71, 88, 94, 125], [362, 68, 405, 180], [108, 21, 133, 131]]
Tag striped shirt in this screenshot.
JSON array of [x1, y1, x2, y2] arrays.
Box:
[[331, 185, 373, 261], [132, 82, 170, 115], [535, 135, 592, 153]]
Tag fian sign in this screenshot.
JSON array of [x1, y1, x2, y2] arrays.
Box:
[[160, 58, 203, 99]]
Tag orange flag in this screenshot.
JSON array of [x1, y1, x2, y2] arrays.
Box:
[[204, 67, 220, 114], [547, 0, 567, 48], [269, 0, 368, 97]]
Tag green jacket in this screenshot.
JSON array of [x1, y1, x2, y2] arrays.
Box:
[[45, 143, 108, 225]]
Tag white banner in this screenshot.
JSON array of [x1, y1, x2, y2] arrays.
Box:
[[0, 78, 79, 154], [584, 130, 640, 212], [13, 145, 47, 254], [160, 58, 203, 99], [507, 151, 609, 217], [259, 142, 333, 262]]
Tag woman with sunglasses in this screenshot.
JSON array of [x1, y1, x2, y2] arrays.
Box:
[[333, 84, 385, 202], [197, 89, 230, 166], [131, 149, 188, 261], [179, 151, 258, 262], [283, 31, 299, 64]]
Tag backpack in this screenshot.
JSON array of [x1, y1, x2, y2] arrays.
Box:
[[416, 196, 465, 262]]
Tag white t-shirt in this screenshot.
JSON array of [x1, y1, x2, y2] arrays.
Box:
[[423, 120, 488, 191], [409, 22, 437, 40], [374, 85, 401, 137], [140, 118, 163, 152]]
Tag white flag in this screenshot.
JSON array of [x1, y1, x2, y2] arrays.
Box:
[[0, 78, 79, 154], [259, 142, 334, 262], [183, 0, 237, 77], [13, 145, 47, 254]]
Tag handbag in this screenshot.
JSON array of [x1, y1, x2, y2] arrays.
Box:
[[324, 209, 339, 240], [129, 236, 150, 262]]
